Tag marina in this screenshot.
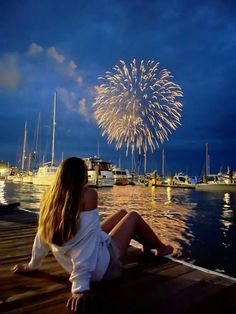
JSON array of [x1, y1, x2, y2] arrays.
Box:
[[0, 181, 236, 278], [0, 201, 236, 313], [1, 1, 236, 312]]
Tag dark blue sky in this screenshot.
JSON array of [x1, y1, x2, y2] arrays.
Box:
[[0, 0, 236, 175]]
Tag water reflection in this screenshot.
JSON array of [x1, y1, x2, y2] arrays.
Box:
[[164, 187, 172, 204], [220, 193, 233, 249], [2, 182, 235, 277], [1, 182, 47, 212], [98, 186, 196, 256], [0, 180, 7, 204]]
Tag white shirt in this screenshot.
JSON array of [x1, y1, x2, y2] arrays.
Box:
[[28, 208, 111, 293]]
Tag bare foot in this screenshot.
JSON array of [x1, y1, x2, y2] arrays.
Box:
[[156, 245, 174, 257]]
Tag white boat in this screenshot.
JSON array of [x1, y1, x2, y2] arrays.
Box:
[[32, 163, 57, 186], [196, 144, 236, 192], [149, 173, 196, 189], [112, 168, 130, 185], [219, 169, 236, 184], [22, 113, 41, 184], [32, 92, 58, 186], [196, 183, 236, 192], [22, 176, 33, 184], [129, 173, 148, 186], [84, 157, 114, 187], [172, 173, 197, 188], [12, 174, 24, 183], [196, 174, 236, 192]]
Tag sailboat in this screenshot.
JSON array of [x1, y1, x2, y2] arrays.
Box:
[[149, 149, 195, 189], [22, 113, 41, 184], [32, 92, 58, 186], [196, 143, 236, 192], [12, 121, 28, 182]]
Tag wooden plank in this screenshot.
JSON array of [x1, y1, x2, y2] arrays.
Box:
[[0, 210, 236, 314]]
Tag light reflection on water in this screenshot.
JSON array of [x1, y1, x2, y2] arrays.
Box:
[[0, 181, 7, 204], [1, 182, 236, 277], [220, 193, 233, 250], [98, 185, 196, 256]]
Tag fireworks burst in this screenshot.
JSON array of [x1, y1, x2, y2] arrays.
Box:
[[93, 59, 183, 155]]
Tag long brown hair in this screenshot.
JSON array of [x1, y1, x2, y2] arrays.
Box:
[[38, 157, 88, 245]]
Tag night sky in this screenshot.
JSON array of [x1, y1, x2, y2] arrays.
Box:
[[0, 0, 236, 175]]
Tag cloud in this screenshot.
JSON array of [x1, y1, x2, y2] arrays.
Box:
[[68, 60, 77, 73], [0, 53, 21, 89], [0, 43, 85, 116], [56, 87, 76, 111], [28, 43, 43, 55], [26, 43, 83, 86], [47, 46, 65, 63], [76, 75, 83, 85], [78, 98, 89, 120], [56, 87, 90, 121]]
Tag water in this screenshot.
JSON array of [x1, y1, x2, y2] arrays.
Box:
[[1, 181, 236, 278]]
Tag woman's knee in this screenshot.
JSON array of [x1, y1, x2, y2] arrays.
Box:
[[127, 210, 140, 221], [119, 209, 128, 216]]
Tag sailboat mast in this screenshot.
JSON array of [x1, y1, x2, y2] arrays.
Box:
[[35, 112, 40, 161], [161, 148, 165, 178], [144, 138, 147, 174], [205, 143, 209, 178], [97, 139, 100, 157], [21, 121, 27, 171], [51, 92, 56, 166], [27, 153, 31, 171]]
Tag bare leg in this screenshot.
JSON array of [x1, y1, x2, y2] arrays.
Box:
[[109, 211, 173, 262], [100, 209, 128, 234]]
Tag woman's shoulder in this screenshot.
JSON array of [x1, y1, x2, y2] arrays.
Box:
[[81, 187, 98, 211], [84, 187, 97, 198]]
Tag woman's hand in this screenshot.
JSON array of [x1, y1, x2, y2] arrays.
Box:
[[66, 291, 92, 312], [11, 264, 31, 273]]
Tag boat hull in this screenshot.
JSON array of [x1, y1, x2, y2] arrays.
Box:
[[196, 183, 236, 192], [32, 175, 56, 186], [0, 202, 20, 210], [151, 183, 195, 189], [22, 176, 33, 184]]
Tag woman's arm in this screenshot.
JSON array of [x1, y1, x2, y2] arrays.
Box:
[[69, 227, 99, 293], [67, 226, 99, 312], [11, 233, 50, 272], [28, 233, 50, 269]]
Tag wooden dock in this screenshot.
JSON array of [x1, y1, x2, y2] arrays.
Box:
[[0, 206, 236, 314]]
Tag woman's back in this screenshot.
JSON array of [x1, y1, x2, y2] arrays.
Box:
[[80, 187, 98, 212]]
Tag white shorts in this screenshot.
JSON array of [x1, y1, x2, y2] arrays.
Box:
[[103, 237, 123, 280]]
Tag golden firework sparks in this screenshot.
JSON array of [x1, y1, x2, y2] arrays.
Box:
[[93, 59, 183, 155]]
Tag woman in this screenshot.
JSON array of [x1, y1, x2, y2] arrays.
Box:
[[11, 157, 173, 312]]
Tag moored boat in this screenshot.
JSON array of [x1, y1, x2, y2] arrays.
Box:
[[172, 173, 197, 188], [196, 144, 236, 192], [149, 172, 196, 189], [196, 174, 236, 192], [84, 157, 114, 187], [112, 168, 130, 185], [0, 202, 20, 210], [32, 92, 58, 186], [22, 172, 34, 184], [196, 182, 236, 192], [32, 164, 57, 186]]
